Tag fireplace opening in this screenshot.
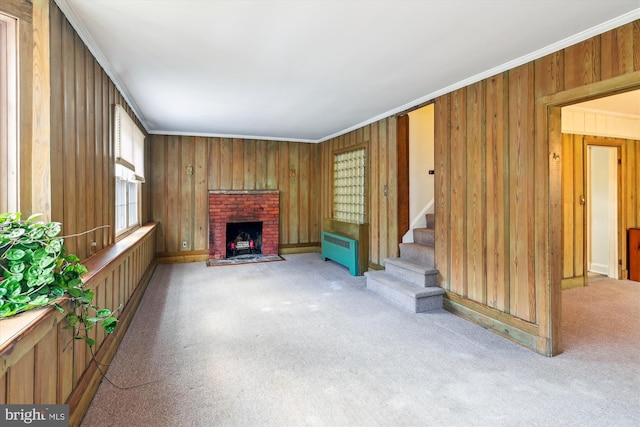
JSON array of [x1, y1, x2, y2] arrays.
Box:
[[226, 221, 263, 258]]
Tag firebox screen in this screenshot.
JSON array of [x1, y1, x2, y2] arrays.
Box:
[[226, 221, 263, 258]]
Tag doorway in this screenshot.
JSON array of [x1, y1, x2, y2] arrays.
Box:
[[560, 91, 639, 288], [586, 144, 619, 280], [396, 102, 435, 244], [553, 86, 640, 355]]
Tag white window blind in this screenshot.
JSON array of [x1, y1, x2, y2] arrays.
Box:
[[115, 104, 145, 182]]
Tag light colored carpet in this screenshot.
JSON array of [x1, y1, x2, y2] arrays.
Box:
[[81, 253, 640, 427]]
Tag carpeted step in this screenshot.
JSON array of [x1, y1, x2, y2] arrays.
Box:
[[413, 228, 435, 247], [399, 243, 435, 266], [426, 212, 435, 229], [365, 270, 445, 313], [384, 257, 438, 287]]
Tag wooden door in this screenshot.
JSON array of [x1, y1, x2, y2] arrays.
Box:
[[630, 228, 640, 281], [397, 114, 409, 245]]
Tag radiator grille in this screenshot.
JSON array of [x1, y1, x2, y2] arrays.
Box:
[[324, 234, 350, 249]]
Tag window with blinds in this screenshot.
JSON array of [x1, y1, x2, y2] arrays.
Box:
[[333, 147, 366, 224], [114, 105, 144, 234], [114, 104, 145, 182]]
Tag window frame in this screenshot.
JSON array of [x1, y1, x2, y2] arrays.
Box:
[[115, 164, 140, 236], [0, 12, 18, 213]]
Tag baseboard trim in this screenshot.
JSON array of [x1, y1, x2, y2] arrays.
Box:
[[443, 294, 543, 355], [157, 250, 209, 263], [367, 263, 384, 271], [561, 276, 586, 289], [588, 263, 610, 276], [158, 247, 324, 262], [280, 244, 321, 254]]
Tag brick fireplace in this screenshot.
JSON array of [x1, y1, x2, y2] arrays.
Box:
[[209, 190, 279, 259]]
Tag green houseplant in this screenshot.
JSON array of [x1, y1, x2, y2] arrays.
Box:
[[0, 212, 117, 346]]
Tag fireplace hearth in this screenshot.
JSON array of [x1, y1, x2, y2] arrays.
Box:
[[209, 190, 279, 260]]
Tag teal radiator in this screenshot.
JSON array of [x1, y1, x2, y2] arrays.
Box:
[[321, 231, 358, 276]]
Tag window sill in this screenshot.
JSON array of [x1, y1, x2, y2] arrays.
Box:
[[115, 224, 140, 242], [0, 222, 158, 355]]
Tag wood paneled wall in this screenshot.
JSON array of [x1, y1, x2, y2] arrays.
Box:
[[319, 117, 399, 267], [1, 3, 158, 424], [149, 135, 320, 254], [562, 134, 586, 281], [49, 2, 151, 259], [562, 134, 640, 281], [0, 225, 157, 427], [434, 20, 640, 355], [625, 138, 640, 228]]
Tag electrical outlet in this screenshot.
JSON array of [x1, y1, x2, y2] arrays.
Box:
[[182, 241, 188, 248]]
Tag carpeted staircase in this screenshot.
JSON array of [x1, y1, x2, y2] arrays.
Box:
[[365, 213, 445, 312]]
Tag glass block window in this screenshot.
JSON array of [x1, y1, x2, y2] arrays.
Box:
[[333, 147, 366, 223]]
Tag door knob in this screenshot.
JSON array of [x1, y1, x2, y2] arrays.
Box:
[[579, 195, 586, 205]]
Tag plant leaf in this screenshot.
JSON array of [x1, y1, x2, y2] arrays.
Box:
[[9, 262, 25, 273], [32, 248, 47, 261], [102, 317, 118, 333], [26, 213, 43, 222], [68, 287, 82, 298], [4, 272, 23, 282], [65, 254, 80, 262], [66, 313, 79, 327], [30, 295, 49, 306], [44, 222, 61, 237], [4, 248, 26, 261], [8, 228, 25, 239], [0, 302, 16, 317], [10, 295, 30, 304], [45, 239, 62, 254], [68, 278, 82, 288], [39, 255, 56, 269], [96, 308, 112, 318], [28, 227, 45, 240], [5, 281, 21, 297]]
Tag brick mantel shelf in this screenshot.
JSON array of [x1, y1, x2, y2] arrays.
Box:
[[209, 190, 280, 259]]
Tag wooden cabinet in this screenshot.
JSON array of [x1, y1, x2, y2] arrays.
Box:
[[630, 229, 640, 282]]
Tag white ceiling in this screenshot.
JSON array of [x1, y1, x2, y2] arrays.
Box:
[[56, 1, 640, 143], [574, 90, 640, 116]]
